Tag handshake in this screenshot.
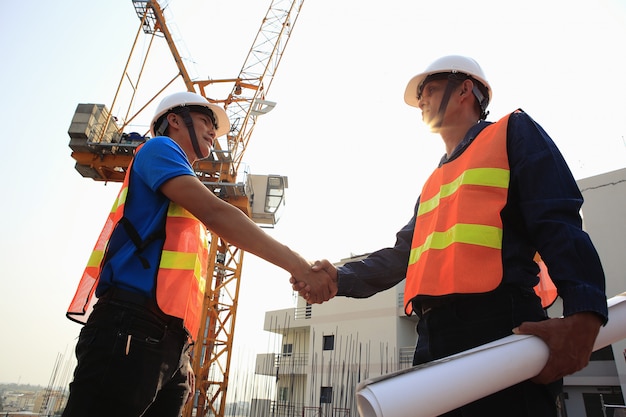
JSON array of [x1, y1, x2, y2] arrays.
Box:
[[290, 259, 338, 304]]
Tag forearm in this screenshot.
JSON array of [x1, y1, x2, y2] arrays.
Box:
[[338, 248, 408, 297], [337, 215, 415, 298], [207, 203, 308, 275], [161, 175, 307, 276]]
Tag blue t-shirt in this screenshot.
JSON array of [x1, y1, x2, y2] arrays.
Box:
[[95, 136, 195, 297]]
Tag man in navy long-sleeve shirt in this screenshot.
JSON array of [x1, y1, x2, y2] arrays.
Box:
[[293, 56, 607, 417]]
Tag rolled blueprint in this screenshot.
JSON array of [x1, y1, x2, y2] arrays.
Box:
[[356, 292, 626, 417]]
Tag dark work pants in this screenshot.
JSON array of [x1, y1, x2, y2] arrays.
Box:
[[62, 297, 192, 417], [413, 287, 563, 417]]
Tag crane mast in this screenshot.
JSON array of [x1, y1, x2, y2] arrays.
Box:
[[67, 1, 305, 416]]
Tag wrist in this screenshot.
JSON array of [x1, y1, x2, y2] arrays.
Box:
[[286, 249, 309, 277]]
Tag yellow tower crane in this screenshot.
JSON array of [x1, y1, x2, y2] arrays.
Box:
[[67, 1, 305, 416]]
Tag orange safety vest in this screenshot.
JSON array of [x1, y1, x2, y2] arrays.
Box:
[[404, 112, 556, 314], [534, 253, 558, 309], [67, 147, 208, 340]]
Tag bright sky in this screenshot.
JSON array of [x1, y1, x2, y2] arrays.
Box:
[[1, 0, 625, 387]]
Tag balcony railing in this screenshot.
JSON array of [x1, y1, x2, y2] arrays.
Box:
[[294, 305, 312, 320], [274, 353, 309, 375]]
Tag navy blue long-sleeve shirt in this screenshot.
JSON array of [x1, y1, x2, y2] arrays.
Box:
[[337, 110, 608, 322]]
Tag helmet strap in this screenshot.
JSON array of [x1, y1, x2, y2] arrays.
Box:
[[179, 108, 205, 160], [472, 86, 489, 120], [154, 117, 169, 137], [432, 77, 461, 129]]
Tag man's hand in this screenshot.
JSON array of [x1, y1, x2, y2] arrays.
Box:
[[290, 259, 338, 304], [513, 312, 603, 384]]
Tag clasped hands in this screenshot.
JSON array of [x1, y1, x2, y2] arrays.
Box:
[[290, 259, 338, 304]]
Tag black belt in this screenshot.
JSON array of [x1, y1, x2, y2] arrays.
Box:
[[415, 302, 449, 318], [415, 297, 451, 317], [98, 287, 179, 326], [413, 286, 531, 318]]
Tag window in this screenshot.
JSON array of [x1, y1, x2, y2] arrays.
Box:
[[282, 343, 293, 357], [320, 386, 333, 404], [323, 335, 335, 351], [264, 176, 286, 213], [279, 387, 289, 402]]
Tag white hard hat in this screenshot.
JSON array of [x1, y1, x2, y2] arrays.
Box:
[[150, 91, 230, 137], [404, 55, 492, 109]]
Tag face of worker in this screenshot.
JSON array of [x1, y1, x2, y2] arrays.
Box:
[[188, 111, 217, 160], [417, 79, 449, 131]]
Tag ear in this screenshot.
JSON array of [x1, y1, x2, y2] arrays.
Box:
[[459, 79, 473, 98], [166, 112, 181, 131]]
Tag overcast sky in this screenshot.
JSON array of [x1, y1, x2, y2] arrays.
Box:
[[1, 0, 625, 387]]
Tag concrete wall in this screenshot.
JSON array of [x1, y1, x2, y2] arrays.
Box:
[[578, 168, 626, 401]]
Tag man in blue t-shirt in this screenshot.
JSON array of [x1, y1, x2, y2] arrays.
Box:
[[63, 92, 336, 417]]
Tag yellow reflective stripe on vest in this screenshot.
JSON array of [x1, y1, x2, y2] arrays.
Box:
[[167, 204, 198, 219], [113, 186, 128, 212], [160, 250, 201, 273], [409, 223, 503, 265], [418, 168, 510, 216], [87, 249, 105, 268]]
